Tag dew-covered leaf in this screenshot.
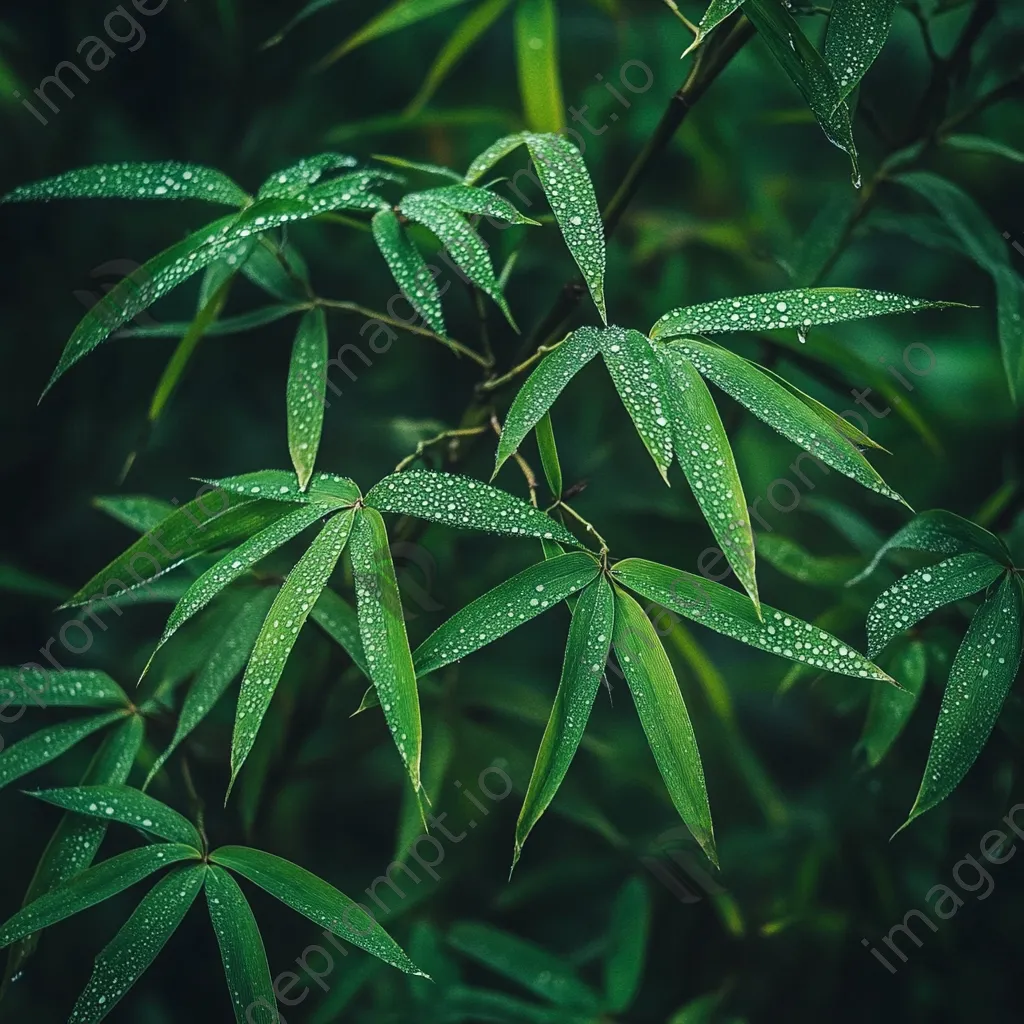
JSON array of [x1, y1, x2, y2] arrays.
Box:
[[662, 339, 904, 503], [231, 511, 354, 787], [210, 846, 427, 975], [514, 575, 613, 868], [204, 865, 276, 1024], [424, 183, 539, 225], [686, 1, 742, 56], [448, 921, 599, 1009], [515, 0, 565, 133], [861, 639, 927, 768], [2, 162, 250, 207], [67, 863, 206, 1024], [28, 785, 202, 848], [612, 558, 893, 682], [650, 287, 956, 341], [464, 133, 529, 185], [258, 153, 357, 200], [611, 586, 716, 865], [287, 308, 329, 490], [372, 208, 447, 337], [350, 508, 423, 793], [0, 712, 127, 792], [199, 469, 358, 506], [0, 668, 128, 709], [496, 327, 602, 477], [0, 844, 200, 948], [904, 573, 1023, 827], [656, 347, 758, 608], [824, 0, 898, 98], [367, 470, 583, 548], [310, 587, 369, 678], [604, 876, 651, 1014], [867, 552, 1005, 657]]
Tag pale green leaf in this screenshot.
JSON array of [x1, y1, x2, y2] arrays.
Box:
[[535, 411, 562, 498], [424, 183, 539, 225], [287, 308, 329, 489], [824, 0, 898, 98], [604, 876, 650, 1014], [0, 668, 128, 709], [372, 208, 447, 336], [258, 153, 357, 199], [515, 0, 565, 133], [861, 639, 927, 768]]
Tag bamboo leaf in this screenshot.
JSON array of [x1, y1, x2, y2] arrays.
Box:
[[372, 154, 463, 180], [611, 586, 716, 864], [861, 639, 927, 768], [119, 305, 300, 340], [366, 469, 583, 548], [535, 412, 563, 498], [824, 0, 898, 98], [464, 133, 531, 185], [287, 308, 329, 489], [866, 552, 1005, 657], [904, 573, 1023, 827], [310, 587, 369, 677], [67, 863, 206, 1024], [515, 0, 565, 133], [0, 845, 200, 948], [0, 668, 128, 710], [258, 153, 357, 199], [944, 134, 1024, 164], [604, 876, 650, 1014], [204, 866, 277, 1024], [687, 2, 742, 57], [424, 183, 539, 225], [612, 557, 893, 682], [231, 511, 354, 788], [755, 534, 862, 587], [199, 469, 359, 506], [514, 575, 613, 868], [210, 846, 427, 975], [372, 208, 447, 336]]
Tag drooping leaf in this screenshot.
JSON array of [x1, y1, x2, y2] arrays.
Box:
[[603, 876, 651, 1014], [310, 586, 369, 677], [515, 0, 565, 133], [350, 508, 423, 793], [424, 183, 539, 225], [824, 0, 898, 97], [67, 863, 206, 1024], [903, 573, 1023, 827], [0, 712, 127, 792], [366, 470, 583, 547], [210, 846, 427, 975], [866, 552, 1005, 657], [2, 162, 250, 207], [28, 785, 202, 848], [535, 411, 563, 498], [496, 327, 602, 477], [372, 208, 447, 336], [611, 586, 717, 865], [514, 574, 613, 868], [231, 511, 354, 787], [0, 668, 128, 709], [287, 308, 329, 490], [204, 866, 277, 1024], [258, 153, 357, 200], [612, 558, 893, 682], [0, 845, 200, 948], [861, 639, 927, 768]]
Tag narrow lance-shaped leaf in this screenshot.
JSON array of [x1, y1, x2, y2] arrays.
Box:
[[866, 552, 1005, 657], [612, 586, 717, 865], [2, 162, 250, 206], [67, 864, 206, 1024], [210, 846, 427, 976], [464, 133, 530, 185], [200, 469, 360, 506], [944, 134, 1024, 165], [496, 327, 602, 477], [515, 0, 565, 133], [0, 845, 200, 949], [535, 411, 562, 498], [514, 574, 613, 869], [903, 573, 1023, 828], [287, 308, 329, 490], [0, 668, 128, 709], [231, 511, 354, 788], [366, 469, 583, 548], [612, 558, 893, 683], [372, 208, 447, 336], [0, 711, 127, 792], [28, 786, 202, 848], [861, 639, 927, 768], [824, 0, 898, 98], [425, 183, 539, 225], [372, 154, 463, 180], [658, 347, 758, 610], [756, 534, 862, 587], [685, 1, 743, 57], [120, 305, 300, 339], [604, 876, 651, 1014], [205, 866, 277, 1024], [258, 153, 357, 199], [310, 586, 369, 678]]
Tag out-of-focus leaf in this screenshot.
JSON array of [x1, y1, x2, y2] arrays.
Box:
[[756, 534, 863, 587], [824, 0, 897, 97], [515, 0, 565, 133], [861, 639, 927, 767], [119, 306, 301, 340], [604, 876, 650, 1013], [310, 586, 369, 677], [287, 307, 329, 489], [944, 134, 1024, 164]]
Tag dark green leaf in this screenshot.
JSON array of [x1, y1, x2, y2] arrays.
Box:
[[604, 876, 650, 1013], [0, 668, 128, 709], [824, 0, 898, 97], [258, 153, 357, 199], [287, 308, 329, 490], [310, 586, 369, 677], [861, 639, 927, 768]]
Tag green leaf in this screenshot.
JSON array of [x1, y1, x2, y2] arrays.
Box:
[[611, 586, 716, 865], [2, 162, 250, 206], [650, 287, 956, 341], [350, 508, 423, 793], [944, 134, 1024, 164], [514, 574, 613, 868], [515, 0, 565, 133], [372, 207, 447, 336], [448, 921, 599, 1009], [741, 0, 859, 182], [372, 154, 463, 181], [824, 0, 897, 98], [202, 469, 359, 506], [367, 469, 583, 548], [231, 511, 354, 787], [28, 785, 202, 848], [147, 588, 277, 787], [204, 866, 277, 1024], [119, 305, 301, 339], [464, 134, 533, 185], [424, 183, 539, 225], [310, 586, 369, 677], [535, 412, 563, 498], [0, 668, 128, 709], [496, 327, 602, 477], [657, 346, 758, 609], [400, 192, 516, 327], [661, 339, 904, 503], [0, 712, 127, 792], [903, 573, 1023, 827], [861, 639, 927, 768], [287, 308, 329, 490], [612, 558, 893, 682], [439, 987, 579, 1023], [690, 1, 742, 54], [604, 876, 651, 1014], [241, 238, 311, 301], [210, 846, 427, 976], [755, 534, 862, 587], [866, 552, 1005, 657], [0, 845, 200, 948], [258, 153, 357, 199]]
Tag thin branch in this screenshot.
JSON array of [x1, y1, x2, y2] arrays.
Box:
[[394, 425, 489, 473], [490, 414, 538, 506]]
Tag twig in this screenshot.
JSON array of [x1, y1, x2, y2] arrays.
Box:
[[480, 337, 568, 393], [491, 414, 538, 506], [394, 425, 489, 473], [554, 500, 609, 554]]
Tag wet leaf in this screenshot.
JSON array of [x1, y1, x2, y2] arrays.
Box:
[[258, 153, 357, 199], [200, 469, 358, 506], [861, 639, 927, 767], [515, 0, 565, 133], [372, 208, 447, 336], [0, 668, 128, 710], [824, 0, 898, 98], [287, 308, 329, 489], [424, 183, 539, 225]]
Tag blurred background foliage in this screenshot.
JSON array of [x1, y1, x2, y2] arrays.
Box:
[[1, 0, 1023, 1021]]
